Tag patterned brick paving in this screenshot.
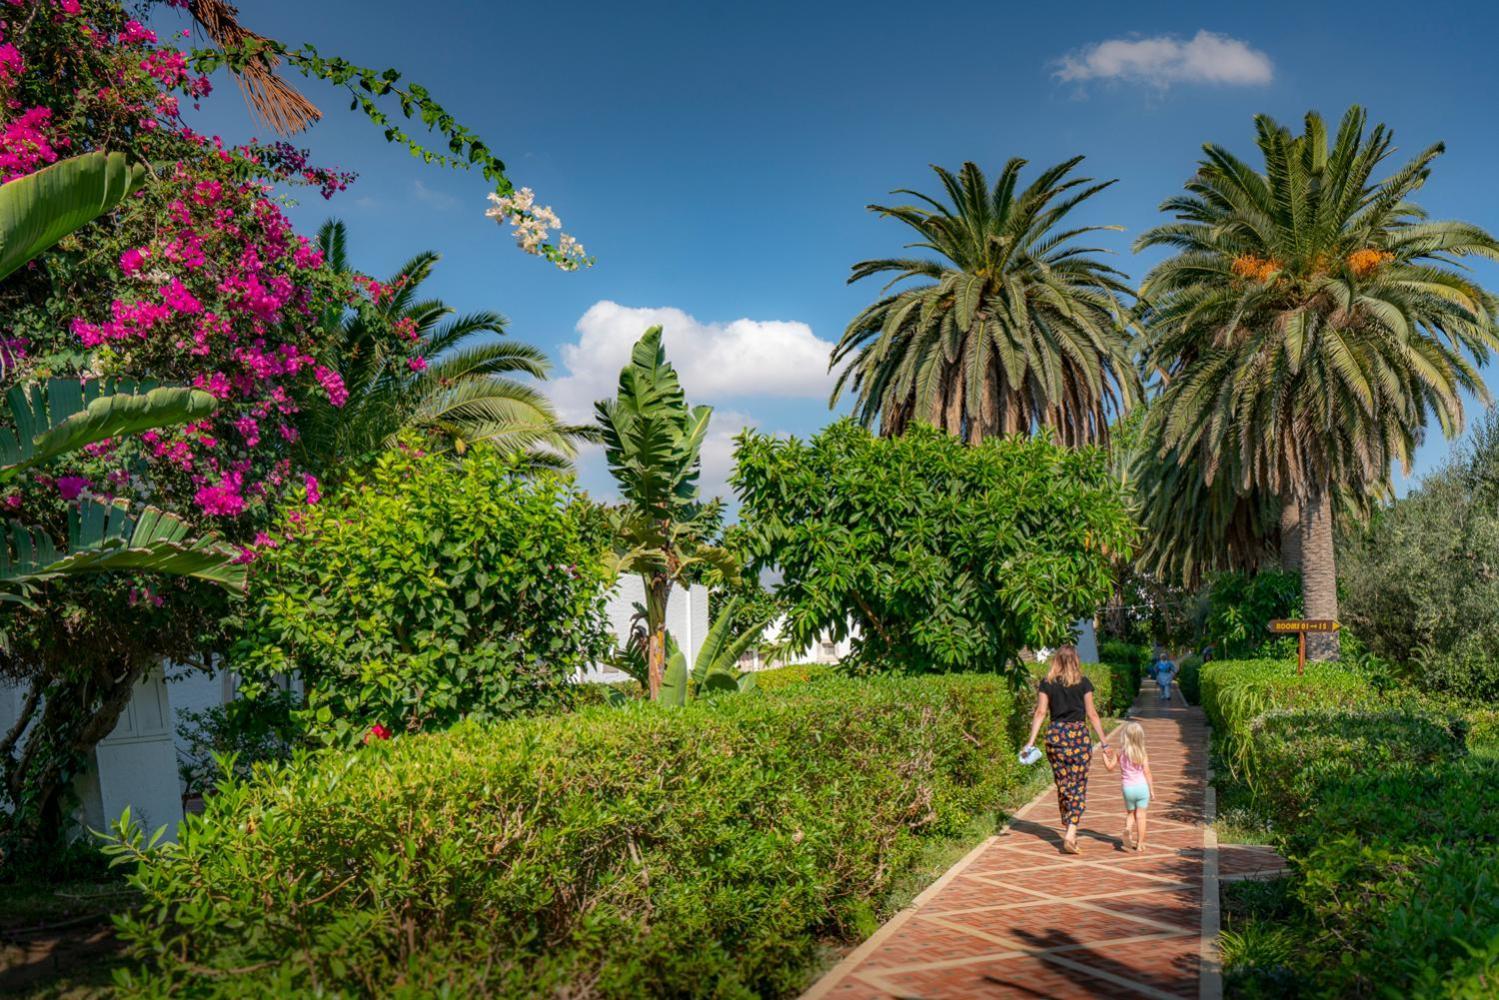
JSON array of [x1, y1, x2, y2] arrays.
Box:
[[804, 681, 1218, 1000]]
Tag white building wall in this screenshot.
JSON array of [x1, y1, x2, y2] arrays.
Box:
[[578, 576, 711, 684]]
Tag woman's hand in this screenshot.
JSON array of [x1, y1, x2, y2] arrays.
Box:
[[1024, 691, 1050, 752]]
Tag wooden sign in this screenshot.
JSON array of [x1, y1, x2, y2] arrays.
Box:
[[1267, 619, 1340, 634], [1267, 619, 1340, 673]]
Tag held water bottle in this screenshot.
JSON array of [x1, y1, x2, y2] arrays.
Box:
[[1018, 745, 1043, 766]]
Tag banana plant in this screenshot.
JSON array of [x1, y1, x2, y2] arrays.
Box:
[[596, 326, 738, 699], [657, 597, 772, 706], [0, 150, 144, 283]]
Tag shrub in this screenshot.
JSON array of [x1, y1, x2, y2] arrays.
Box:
[[751, 663, 833, 690], [732, 421, 1136, 679], [1202, 571, 1302, 658], [233, 442, 614, 745], [1199, 659, 1372, 776], [1176, 653, 1203, 705], [1204, 658, 1499, 997], [1247, 708, 1466, 823], [1098, 639, 1149, 674], [109, 675, 1026, 998]]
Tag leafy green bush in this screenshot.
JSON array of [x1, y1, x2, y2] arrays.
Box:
[[1247, 708, 1466, 822], [751, 663, 832, 690], [1098, 639, 1149, 674], [1420, 641, 1499, 702], [175, 687, 300, 796], [1176, 653, 1202, 705], [109, 675, 1026, 998], [732, 421, 1136, 679], [1204, 659, 1499, 997], [1201, 571, 1302, 659], [1199, 659, 1372, 777], [233, 442, 614, 745]]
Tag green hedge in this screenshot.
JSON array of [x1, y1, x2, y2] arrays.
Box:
[[1176, 654, 1202, 705], [751, 663, 833, 690], [1204, 659, 1499, 996], [109, 675, 1027, 998]]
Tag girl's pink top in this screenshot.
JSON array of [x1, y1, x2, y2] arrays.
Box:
[[1120, 753, 1147, 784]]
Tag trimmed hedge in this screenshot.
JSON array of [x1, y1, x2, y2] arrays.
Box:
[[109, 675, 1027, 998], [1204, 658, 1499, 997], [751, 662, 833, 690], [1176, 654, 1202, 705]]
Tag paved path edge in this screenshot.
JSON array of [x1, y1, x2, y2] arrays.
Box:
[[799, 716, 1131, 1000]]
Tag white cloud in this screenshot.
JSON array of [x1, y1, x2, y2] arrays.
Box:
[[551, 302, 835, 504], [412, 179, 457, 210], [548, 300, 837, 423], [1054, 30, 1273, 88]]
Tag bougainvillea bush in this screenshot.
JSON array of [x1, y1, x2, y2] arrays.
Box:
[[0, 0, 418, 860], [233, 440, 614, 745]]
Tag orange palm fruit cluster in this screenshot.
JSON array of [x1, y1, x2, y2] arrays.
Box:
[[1347, 248, 1394, 276], [1231, 254, 1281, 281]]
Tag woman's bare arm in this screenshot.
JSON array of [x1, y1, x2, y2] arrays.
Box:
[[1084, 691, 1108, 746], [1024, 692, 1050, 749]]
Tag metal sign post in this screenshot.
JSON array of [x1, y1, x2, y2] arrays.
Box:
[[1267, 619, 1340, 674]]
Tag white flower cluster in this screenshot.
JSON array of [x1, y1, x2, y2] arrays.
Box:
[[485, 188, 588, 271]]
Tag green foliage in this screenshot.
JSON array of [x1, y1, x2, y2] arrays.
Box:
[[233, 440, 612, 744], [656, 599, 768, 707], [1176, 653, 1202, 705], [750, 663, 833, 691], [1203, 660, 1499, 996], [0, 151, 143, 284], [831, 158, 1137, 444], [1199, 659, 1372, 781], [1340, 410, 1499, 700], [1201, 570, 1301, 659], [297, 221, 581, 471], [733, 421, 1136, 678], [107, 674, 1027, 997], [175, 687, 300, 797]]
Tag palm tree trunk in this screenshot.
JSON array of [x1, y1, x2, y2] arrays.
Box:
[[1300, 486, 1338, 660], [1279, 497, 1302, 573]]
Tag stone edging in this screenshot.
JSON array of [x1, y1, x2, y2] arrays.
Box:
[[1200, 733, 1223, 1000]]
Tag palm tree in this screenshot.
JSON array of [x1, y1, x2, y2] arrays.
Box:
[[596, 327, 736, 698], [299, 221, 585, 470], [1137, 106, 1499, 656], [831, 159, 1139, 445]]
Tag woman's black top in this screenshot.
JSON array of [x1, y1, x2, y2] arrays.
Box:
[[1039, 676, 1094, 723]]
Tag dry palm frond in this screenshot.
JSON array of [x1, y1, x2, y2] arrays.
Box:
[[189, 0, 321, 135]]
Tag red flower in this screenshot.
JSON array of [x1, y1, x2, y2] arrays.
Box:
[[364, 723, 392, 744]]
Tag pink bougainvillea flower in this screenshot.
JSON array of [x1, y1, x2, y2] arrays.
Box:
[[56, 475, 91, 501], [407, 355, 427, 372], [303, 473, 321, 505]]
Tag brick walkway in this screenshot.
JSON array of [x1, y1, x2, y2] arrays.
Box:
[[804, 681, 1214, 1000]]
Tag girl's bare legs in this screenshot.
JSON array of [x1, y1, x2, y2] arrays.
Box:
[[1135, 806, 1149, 852], [1123, 809, 1136, 848], [1063, 821, 1079, 852]]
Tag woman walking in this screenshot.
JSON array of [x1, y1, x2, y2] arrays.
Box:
[[1022, 645, 1111, 854]]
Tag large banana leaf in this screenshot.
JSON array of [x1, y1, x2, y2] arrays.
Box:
[[0, 379, 217, 483], [0, 151, 145, 282], [0, 498, 246, 607]]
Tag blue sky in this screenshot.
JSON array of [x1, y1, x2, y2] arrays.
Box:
[[160, 0, 1499, 501]]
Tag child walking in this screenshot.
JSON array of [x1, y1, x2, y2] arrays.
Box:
[[1101, 721, 1154, 851]]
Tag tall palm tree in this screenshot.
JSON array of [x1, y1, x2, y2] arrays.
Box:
[[831, 159, 1139, 445], [300, 220, 585, 470], [1137, 106, 1499, 656]]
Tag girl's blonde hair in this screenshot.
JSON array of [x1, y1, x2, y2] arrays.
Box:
[[1044, 645, 1083, 687], [1120, 721, 1148, 765]]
